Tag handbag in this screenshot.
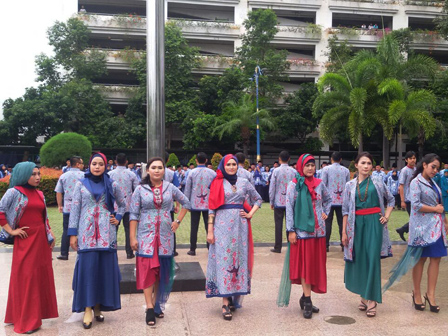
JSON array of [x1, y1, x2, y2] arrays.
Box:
[[0, 228, 14, 245]]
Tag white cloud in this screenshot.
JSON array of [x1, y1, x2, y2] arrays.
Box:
[[0, 0, 77, 117]]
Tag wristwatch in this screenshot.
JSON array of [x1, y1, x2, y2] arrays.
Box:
[[175, 219, 181, 224]]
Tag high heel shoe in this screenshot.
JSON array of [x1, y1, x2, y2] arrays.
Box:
[[222, 305, 232, 321], [424, 294, 440, 313], [412, 291, 425, 311], [146, 308, 156, 326], [299, 294, 319, 313]]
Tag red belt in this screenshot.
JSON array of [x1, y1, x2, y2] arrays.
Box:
[[355, 207, 381, 215]]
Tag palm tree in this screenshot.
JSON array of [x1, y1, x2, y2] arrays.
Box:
[[214, 94, 274, 156], [349, 34, 439, 167], [313, 57, 381, 153], [378, 78, 437, 162]]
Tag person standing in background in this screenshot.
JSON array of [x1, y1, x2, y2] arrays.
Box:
[[55, 156, 85, 261], [321, 152, 350, 252], [184, 152, 216, 256], [236, 152, 254, 186], [108, 153, 139, 259], [269, 151, 296, 253], [396, 151, 417, 241]]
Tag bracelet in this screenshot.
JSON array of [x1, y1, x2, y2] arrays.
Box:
[[175, 219, 181, 224]]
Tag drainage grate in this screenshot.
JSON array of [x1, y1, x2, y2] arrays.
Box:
[[324, 316, 356, 325]]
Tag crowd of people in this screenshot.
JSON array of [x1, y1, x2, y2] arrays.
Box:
[[0, 149, 447, 333]]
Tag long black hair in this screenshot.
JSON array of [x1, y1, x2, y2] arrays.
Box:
[[141, 157, 165, 187], [412, 153, 441, 181]]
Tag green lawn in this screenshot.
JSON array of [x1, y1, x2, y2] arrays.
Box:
[[46, 204, 409, 246]]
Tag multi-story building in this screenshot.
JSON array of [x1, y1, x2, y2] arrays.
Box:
[[77, 0, 447, 154]]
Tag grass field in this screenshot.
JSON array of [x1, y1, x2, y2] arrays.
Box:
[[44, 204, 409, 247]]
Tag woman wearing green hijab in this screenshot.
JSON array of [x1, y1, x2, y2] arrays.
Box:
[[0, 162, 57, 334], [277, 154, 331, 319]]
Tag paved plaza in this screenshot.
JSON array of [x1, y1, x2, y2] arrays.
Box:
[[1, 244, 448, 335]]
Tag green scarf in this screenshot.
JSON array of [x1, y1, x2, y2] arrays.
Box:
[[294, 172, 316, 233], [9, 162, 36, 188]]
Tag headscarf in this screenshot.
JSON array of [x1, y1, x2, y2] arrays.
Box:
[[208, 154, 238, 210], [391, 170, 398, 181], [292, 154, 321, 233], [82, 153, 115, 213], [9, 162, 37, 189]]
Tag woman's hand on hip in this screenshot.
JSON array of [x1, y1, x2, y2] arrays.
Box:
[[11, 227, 29, 239], [171, 221, 179, 233], [240, 210, 252, 219], [70, 236, 78, 251]]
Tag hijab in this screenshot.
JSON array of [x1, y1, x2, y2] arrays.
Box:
[[9, 162, 37, 189], [208, 154, 238, 210], [292, 154, 321, 233], [82, 153, 115, 213]]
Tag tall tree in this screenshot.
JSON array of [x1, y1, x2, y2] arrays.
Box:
[[0, 18, 111, 146], [214, 94, 274, 156], [237, 9, 289, 104]]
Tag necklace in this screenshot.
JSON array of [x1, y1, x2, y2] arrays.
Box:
[[231, 185, 237, 193], [357, 177, 370, 202]]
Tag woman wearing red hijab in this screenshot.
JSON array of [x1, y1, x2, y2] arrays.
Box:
[[205, 154, 262, 321], [277, 154, 331, 319]]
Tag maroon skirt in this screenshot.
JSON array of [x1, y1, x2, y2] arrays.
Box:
[[136, 245, 160, 290], [289, 237, 327, 294]]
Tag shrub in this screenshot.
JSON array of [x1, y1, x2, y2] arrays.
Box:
[[348, 160, 356, 172], [188, 155, 197, 167], [244, 159, 250, 170], [166, 153, 181, 168], [211, 153, 222, 170], [40, 133, 92, 167]]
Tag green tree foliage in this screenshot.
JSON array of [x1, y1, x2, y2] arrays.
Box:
[[271, 83, 320, 144], [0, 18, 111, 146], [436, 2, 448, 40], [324, 36, 355, 73], [166, 153, 181, 168], [40, 133, 92, 167], [126, 22, 201, 149], [188, 155, 197, 167], [211, 153, 223, 170], [237, 9, 289, 103], [214, 95, 274, 156]]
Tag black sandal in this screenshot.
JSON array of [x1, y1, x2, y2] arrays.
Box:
[[228, 297, 236, 312], [222, 305, 232, 321], [146, 308, 156, 326], [155, 311, 164, 318], [366, 302, 377, 318]]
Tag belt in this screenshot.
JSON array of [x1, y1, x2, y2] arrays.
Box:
[[218, 204, 244, 210], [355, 207, 381, 216]]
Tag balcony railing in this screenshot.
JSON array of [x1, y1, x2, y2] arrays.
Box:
[[327, 27, 391, 40], [276, 24, 323, 41], [78, 13, 146, 29], [168, 19, 241, 37], [405, 0, 444, 6], [96, 85, 139, 103]]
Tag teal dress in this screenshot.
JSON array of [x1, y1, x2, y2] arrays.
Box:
[[345, 177, 383, 303]]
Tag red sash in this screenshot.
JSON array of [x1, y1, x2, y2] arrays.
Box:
[[355, 207, 381, 216]]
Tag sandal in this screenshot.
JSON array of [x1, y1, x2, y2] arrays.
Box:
[[299, 295, 319, 313], [155, 312, 164, 318], [228, 297, 236, 312], [222, 305, 232, 321], [424, 294, 440, 313], [146, 308, 156, 326], [366, 302, 377, 318], [358, 300, 368, 311]]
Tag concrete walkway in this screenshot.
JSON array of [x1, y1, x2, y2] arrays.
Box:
[[1, 245, 448, 335]]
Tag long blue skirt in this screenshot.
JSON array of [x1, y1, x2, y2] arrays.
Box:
[[72, 250, 121, 313]]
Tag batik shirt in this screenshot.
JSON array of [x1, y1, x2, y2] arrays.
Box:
[[108, 166, 139, 213], [321, 162, 350, 206], [237, 166, 254, 186], [399, 166, 416, 203], [184, 166, 216, 211], [54, 168, 85, 214], [409, 174, 447, 247], [269, 164, 296, 208]]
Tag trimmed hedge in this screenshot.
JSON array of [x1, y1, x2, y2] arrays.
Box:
[[188, 155, 197, 167], [211, 153, 222, 170], [166, 153, 180, 168], [40, 132, 92, 167]]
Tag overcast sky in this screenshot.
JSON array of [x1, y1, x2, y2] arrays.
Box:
[[0, 0, 77, 116]]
